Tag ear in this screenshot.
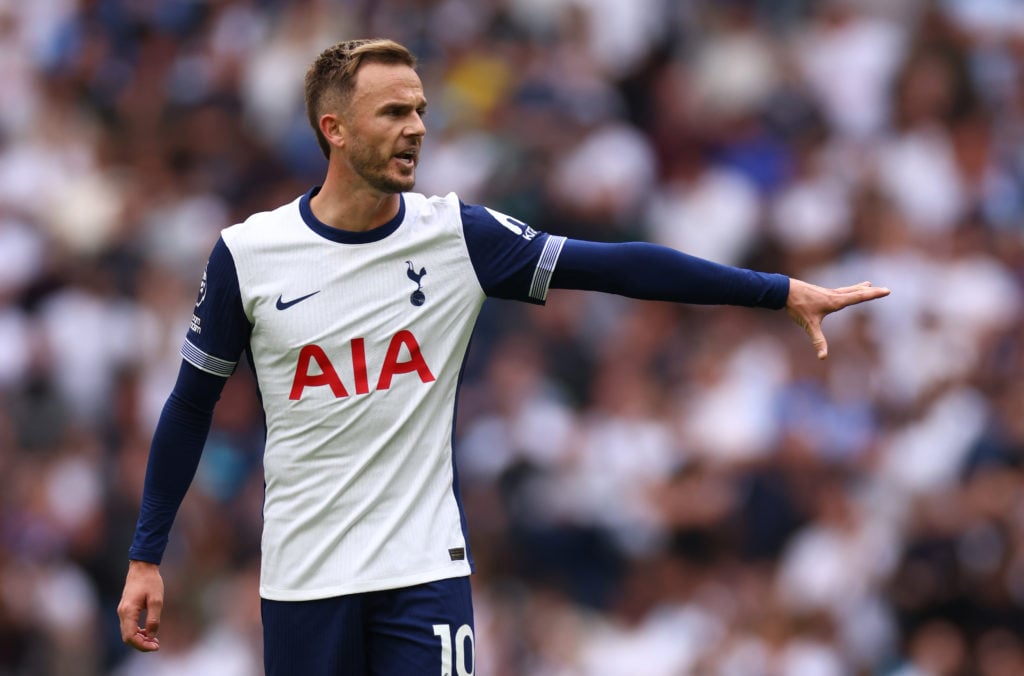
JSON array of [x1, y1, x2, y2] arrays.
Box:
[[319, 112, 347, 152]]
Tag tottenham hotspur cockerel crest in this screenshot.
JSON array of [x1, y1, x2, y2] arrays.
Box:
[[405, 261, 426, 306]]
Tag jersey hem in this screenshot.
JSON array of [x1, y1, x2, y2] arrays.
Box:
[[259, 563, 473, 601]]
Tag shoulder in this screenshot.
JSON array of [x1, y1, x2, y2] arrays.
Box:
[[221, 194, 304, 248], [411, 192, 535, 235], [406, 191, 461, 221], [399, 192, 469, 239]]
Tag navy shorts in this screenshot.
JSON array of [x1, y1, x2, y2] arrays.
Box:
[[262, 576, 475, 676]]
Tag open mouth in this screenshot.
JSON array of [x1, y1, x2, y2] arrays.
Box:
[[394, 149, 418, 167]]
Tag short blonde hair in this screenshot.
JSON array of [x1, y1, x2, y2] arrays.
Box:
[[304, 39, 418, 159]]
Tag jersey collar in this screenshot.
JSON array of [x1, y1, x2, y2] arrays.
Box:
[[299, 186, 406, 244]]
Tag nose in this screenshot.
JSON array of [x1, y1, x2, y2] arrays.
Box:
[[405, 112, 426, 138]]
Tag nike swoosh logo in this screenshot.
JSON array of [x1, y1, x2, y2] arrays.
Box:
[[275, 291, 320, 310]]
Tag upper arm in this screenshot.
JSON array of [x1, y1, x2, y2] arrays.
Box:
[[460, 202, 566, 304], [181, 237, 252, 377]]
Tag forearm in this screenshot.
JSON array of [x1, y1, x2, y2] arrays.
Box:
[[549, 239, 789, 308], [128, 360, 226, 564]]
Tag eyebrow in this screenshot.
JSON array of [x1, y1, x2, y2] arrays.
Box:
[[380, 96, 428, 109], [378, 98, 427, 112]]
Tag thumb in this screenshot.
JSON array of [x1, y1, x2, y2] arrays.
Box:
[[145, 597, 162, 637], [787, 302, 829, 360], [810, 327, 828, 360]]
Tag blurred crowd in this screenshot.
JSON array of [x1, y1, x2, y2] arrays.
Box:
[[1, 0, 1023, 674]]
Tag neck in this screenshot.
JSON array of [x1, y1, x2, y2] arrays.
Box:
[[309, 162, 402, 232]]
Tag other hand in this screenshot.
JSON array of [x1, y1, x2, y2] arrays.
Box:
[[117, 560, 164, 652]]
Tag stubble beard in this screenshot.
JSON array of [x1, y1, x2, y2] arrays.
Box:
[[348, 138, 416, 194]]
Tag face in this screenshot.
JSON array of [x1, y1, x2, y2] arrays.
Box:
[[339, 62, 427, 194]]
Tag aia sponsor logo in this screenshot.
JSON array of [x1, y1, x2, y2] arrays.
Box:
[[289, 330, 435, 400]]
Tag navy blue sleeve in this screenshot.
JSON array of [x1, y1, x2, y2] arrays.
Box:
[[461, 202, 565, 304], [550, 239, 790, 309], [128, 360, 226, 564], [182, 236, 251, 376], [128, 237, 251, 563]]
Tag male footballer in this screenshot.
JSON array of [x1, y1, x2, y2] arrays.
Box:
[[118, 38, 889, 675]]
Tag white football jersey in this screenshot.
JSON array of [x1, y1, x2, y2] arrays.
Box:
[[182, 188, 564, 600]]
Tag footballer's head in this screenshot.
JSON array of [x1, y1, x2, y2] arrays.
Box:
[[304, 39, 419, 160]]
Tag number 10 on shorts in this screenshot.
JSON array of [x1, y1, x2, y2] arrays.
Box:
[[433, 623, 474, 676]]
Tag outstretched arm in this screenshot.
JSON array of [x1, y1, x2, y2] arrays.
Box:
[[549, 239, 889, 358], [550, 239, 790, 307], [785, 279, 889, 359]]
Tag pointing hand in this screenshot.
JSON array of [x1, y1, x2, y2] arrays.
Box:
[[785, 279, 890, 360]]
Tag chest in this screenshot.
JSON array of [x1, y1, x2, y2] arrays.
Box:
[[239, 228, 482, 365]]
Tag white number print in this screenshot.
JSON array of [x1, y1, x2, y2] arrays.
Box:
[[433, 623, 474, 676]]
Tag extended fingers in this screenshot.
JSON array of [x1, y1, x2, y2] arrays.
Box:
[[831, 283, 890, 309], [833, 281, 874, 293]]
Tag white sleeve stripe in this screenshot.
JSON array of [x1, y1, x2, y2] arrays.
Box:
[[529, 235, 566, 302], [181, 339, 236, 377]]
